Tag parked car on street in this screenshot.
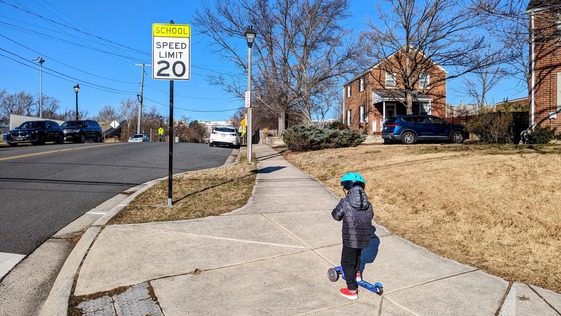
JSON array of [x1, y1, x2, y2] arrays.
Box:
[[5, 120, 64, 146], [128, 134, 150, 142], [209, 126, 240, 148], [61, 119, 102, 143], [382, 115, 468, 144]]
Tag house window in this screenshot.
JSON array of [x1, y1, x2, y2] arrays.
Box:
[[347, 86, 352, 98], [385, 71, 396, 87], [557, 72, 561, 112], [419, 73, 430, 89], [420, 103, 431, 115], [359, 105, 365, 123], [359, 77, 365, 92], [346, 110, 352, 125], [557, 12, 561, 40]]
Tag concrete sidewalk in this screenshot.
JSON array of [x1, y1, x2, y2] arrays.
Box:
[[41, 144, 561, 315]]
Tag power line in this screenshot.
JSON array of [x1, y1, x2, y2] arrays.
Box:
[[0, 47, 137, 95], [0, 33, 139, 84], [143, 96, 243, 113], [0, 0, 149, 57]]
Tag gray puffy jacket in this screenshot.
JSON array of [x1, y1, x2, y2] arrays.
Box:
[[331, 185, 373, 249]]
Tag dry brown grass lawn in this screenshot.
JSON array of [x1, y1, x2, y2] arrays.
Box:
[[284, 143, 561, 293], [109, 157, 257, 225]]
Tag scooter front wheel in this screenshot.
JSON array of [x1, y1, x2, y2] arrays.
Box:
[[327, 268, 339, 282]]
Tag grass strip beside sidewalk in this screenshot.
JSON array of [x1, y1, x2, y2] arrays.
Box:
[[109, 154, 257, 225]]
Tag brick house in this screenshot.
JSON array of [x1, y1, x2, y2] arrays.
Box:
[[343, 47, 447, 134], [527, 0, 561, 129]]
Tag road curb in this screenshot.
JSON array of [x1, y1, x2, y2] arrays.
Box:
[[39, 226, 101, 316]]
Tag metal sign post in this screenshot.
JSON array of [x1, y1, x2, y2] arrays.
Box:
[[152, 21, 191, 207], [168, 80, 174, 207]]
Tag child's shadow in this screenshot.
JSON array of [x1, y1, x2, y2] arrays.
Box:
[[360, 225, 380, 275]]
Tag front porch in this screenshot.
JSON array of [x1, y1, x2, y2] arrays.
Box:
[[368, 89, 432, 133]]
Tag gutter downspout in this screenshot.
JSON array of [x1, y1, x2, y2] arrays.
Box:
[[531, 12, 536, 126]]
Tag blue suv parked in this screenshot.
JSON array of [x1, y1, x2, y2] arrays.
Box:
[[382, 115, 468, 144]]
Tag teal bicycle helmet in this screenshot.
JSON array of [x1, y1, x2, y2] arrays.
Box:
[[340, 172, 365, 190]]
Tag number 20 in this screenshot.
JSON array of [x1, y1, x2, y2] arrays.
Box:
[[157, 61, 186, 77]]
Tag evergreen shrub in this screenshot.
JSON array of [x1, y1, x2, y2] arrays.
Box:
[[525, 125, 557, 144], [282, 126, 366, 151]]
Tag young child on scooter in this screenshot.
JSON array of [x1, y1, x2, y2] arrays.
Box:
[[331, 172, 373, 300]]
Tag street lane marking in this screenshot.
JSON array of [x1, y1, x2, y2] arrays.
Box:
[[0, 143, 118, 162]]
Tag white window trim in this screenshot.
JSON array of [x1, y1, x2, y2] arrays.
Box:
[[419, 73, 430, 89], [557, 12, 561, 40], [347, 86, 352, 98], [346, 110, 352, 125], [359, 105, 365, 123], [557, 72, 561, 112], [385, 72, 396, 87], [359, 78, 365, 92]]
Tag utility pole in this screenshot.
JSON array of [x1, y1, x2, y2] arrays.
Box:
[[35, 57, 45, 118], [135, 63, 150, 135]]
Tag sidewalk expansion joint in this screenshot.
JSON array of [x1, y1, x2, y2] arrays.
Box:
[[382, 267, 481, 296], [149, 249, 311, 284], [260, 213, 339, 266], [144, 227, 308, 249], [496, 281, 513, 316], [528, 284, 561, 315]]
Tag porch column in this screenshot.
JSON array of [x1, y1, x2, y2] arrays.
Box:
[[382, 101, 386, 129]]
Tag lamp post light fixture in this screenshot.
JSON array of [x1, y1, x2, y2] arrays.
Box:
[[244, 25, 257, 162], [73, 84, 80, 121], [35, 57, 45, 118]]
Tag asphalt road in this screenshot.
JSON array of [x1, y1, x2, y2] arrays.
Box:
[[0, 141, 233, 255]]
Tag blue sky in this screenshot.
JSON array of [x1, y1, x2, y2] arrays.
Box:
[[0, 0, 526, 123]]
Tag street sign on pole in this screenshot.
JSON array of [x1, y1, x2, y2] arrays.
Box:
[[244, 91, 251, 108], [152, 23, 191, 80], [152, 21, 191, 207]]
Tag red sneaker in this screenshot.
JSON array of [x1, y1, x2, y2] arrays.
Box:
[[339, 287, 358, 300], [355, 271, 362, 282]]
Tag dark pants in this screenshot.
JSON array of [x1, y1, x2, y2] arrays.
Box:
[[341, 246, 362, 291]]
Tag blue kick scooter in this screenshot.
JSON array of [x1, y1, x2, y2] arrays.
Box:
[[327, 266, 384, 295]]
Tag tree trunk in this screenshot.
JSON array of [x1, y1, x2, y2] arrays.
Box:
[[278, 111, 286, 135], [406, 91, 413, 115]]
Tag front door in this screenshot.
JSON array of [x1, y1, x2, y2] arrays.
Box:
[[385, 103, 396, 119]]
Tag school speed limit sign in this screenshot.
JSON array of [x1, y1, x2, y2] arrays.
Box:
[[152, 23, 191, 80]]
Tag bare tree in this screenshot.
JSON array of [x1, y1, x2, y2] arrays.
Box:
[[60, 108, 89, 121], [119, 98, 139, 140], [469, 0, 530, 88], [1, 91, 35, 118], [0, 89, 9, 125], [141, 105, 163, 138], [364, 0, 501, 114], [194, 0, 362, 132], [458, 45, 509, 107], [96, 105, 118, 123], [288, 0, 363, 126], [40, 95, 61, 119]]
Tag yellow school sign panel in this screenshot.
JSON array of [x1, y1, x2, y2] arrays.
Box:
[[152, 23, 191, 80]]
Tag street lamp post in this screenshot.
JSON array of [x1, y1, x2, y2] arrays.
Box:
[[35, 57, 45, 118], [73, 84, 80, 121], [245, 26, 256, 162]]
